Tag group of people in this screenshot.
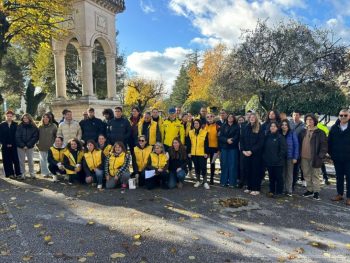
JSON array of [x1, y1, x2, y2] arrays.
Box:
[[0, 106, 349, 205]]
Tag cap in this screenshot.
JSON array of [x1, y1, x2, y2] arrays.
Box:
[[168, 108, 176, 114]]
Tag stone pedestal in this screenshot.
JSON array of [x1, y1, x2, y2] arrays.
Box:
[[51, 98, 121, 120]]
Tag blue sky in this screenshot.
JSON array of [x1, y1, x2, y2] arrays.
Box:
[[116, 0, 350, 92]]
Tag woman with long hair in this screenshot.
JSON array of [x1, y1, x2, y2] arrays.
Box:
[[105, 141, 131, 193], [15, 113, 39, 179], [63, 138, 84, 184], [97, 134, 112, 157], [168, 137, 188, 189], [132, 135, 153, 187], [261, 110, 281, 135], [37, 113, 57, 178], [48, 136, 67, 182], [240, 113, 265, 195]]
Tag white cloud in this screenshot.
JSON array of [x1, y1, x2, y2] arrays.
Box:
[[326, 17, 350, 43], [140, 0, 155, 14], [126, 47, 193, 92], [169, 0, 304, 46]]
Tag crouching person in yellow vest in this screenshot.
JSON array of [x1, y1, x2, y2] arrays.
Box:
[[63, 138, 84, 185], [48, 136, 67, 183], [82, 140, 105, 190], [97, 134, 112, 157], [145, 142, 169, 190], [105, 142, 131, 193], [132, 135, 153, 187]]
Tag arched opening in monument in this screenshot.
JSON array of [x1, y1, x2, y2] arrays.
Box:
[[65, 39, 82, 98], [93, 40, 107, 99]]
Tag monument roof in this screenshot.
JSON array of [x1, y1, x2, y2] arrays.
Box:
[[92, 0, 125, 13]]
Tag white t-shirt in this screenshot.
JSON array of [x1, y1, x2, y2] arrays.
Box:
[[340, 122, 348, 131]]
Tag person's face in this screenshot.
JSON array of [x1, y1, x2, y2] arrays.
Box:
[[114, 109, 122, 118], [293, 112, 300, 122], [154, 145, 161, 154], [172, 140, 180, 149], [188, 113, 193, 120], [152, 110, 159, 118], [182, 115, 188, 123], [169, 113, 176, 120], [71, 141, 78, 150], [249, 115, 256, 124], [88, 110, 95, 118], [339, 111, 349, 123], [206, 114, 214, 124], [143, 114, 151, 122], [55, 138, 63, 148], [220, 111, 227, 120], [227, 115, 234, 123], [176, 108, 181, 115], [270, 123, 278, 133], [138, 137, 146, 147], [87, 143, 95, 151], [245, 112, 252, 120], [43, 115, 50, 124], [281, 122, 289, 132], [103, 114, 109, 120], [114, 144, 122, 154], [98, 136, 106, 145], [132, 109, 139, 117], [238, 117, 245, 125], [306, 117, 315, 127], [194, 121, 200, 129], [65, 112, 72, 121], [200, 108, 207, 116], [22, 116, 29, 123], [269, 111, 276, 120], [5, 113, 13, 122]]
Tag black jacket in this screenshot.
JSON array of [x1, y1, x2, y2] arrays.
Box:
[[218, 123, 240, 149], [79, 117, 105, 142], [0, 121, 18, 146], [240, 124, 265, 155], [106, 117, 131, 146], [263, 132, 287, 166], [328, 121, 350, 162], [168, 149, 188, 172], [15, 123, 39, 148]]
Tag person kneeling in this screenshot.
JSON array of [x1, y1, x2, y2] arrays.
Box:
[[132, 135, 153, 187], [105, 142, 131, 193], [168, 138, 188, 189], [83, 140, 105, 190], [48, 136, 67, 182], [63, 139, 84, 185]]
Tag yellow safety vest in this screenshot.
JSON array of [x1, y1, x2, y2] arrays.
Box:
[[150, 152, 168, 169], [189, 129, 208, 156], [64, 150, 84, 174], [100, 144, 112, 157], [134, 145, 153, 171], [204, 123, 219, 148], [49, 147, 67, 162], [108, 152, 126, 176], [84, 149, 102, 171], [138, 120, 158, 145], [162, 119, 185, 146]]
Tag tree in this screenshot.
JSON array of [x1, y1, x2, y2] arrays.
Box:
[[125, 78, 165, 112], [169, 65, 190, 107], [0, 0, 73, 65], [25, 80, 46, 116], [216, 20, 347, 112], [182, 100, 208, 115]]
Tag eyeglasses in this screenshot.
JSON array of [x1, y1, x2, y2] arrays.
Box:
[[339, 115, 348, 117]]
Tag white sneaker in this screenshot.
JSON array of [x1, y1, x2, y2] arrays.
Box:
[[52, 175, 58, 183], [97, 184, 102, 189], [302, 181, 307, 187], [194, 181, 201, 188], [43, 174, 49, 178], [244, 189, 251, 193], [203, 183, 210, 190], [250, 191, 260, 196]]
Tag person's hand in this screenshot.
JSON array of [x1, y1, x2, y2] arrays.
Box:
[[227, 138, 233, 144], [188, 154, 191, 158], [204, 154, 208, 158], [75, 167, 80, 172], [23, 146, 28, 150], [292, 159, 297, 164], [158, 168, 163, 173], [247, 151, 252, 156], [176, 168, 182, 172]]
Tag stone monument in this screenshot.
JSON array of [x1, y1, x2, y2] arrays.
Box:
[[51, 0, 125, 118]]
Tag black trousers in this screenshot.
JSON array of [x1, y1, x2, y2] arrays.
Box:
[[208, 147, 218, 181], [292, 158, 304, 189], [334, 160, 350, 198], [145, 171, 168, 190], [2, 146, 21, 177], [132, 171, 146, 186], [192, 155, 207, 183], [267, 166, 284, 195], [243, 155, 262, 191], [238, 151, 246, 185], [48, 164, 66, 175], [321, 162, 328, 181]]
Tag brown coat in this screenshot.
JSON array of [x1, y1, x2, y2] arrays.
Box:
[[299, 128, 328, 168]]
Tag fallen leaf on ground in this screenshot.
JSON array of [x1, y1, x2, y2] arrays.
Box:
[[133, 234, 141, 240], [346, 243, 350, 250], [170, 247, 177, 254], [323, 253, 331, 257], [287, 254, 298, 260], [87, 221, 95, 226], [277, 256, 286, 262], [110, 252, 125, 259], [328, 243, 336, 249], [191, 214, 201, 219], [217, 230, 233, 237], [34, 224, 42, 228], [0, 250, 10, 256], [86, 252, 95, 257], [189, 256, 196, 260], [47, 241, 54, 245], [22, 255, 33, 261], [309, 220, 316, 224], [78, 257, 87, 262], [244, 239, 252, 244], [294, 247, 305, 254], [133, 241, 142, 246], [44, 235, 52, 242], [272, 237, 280, 242], [192, 236, 199, 240]]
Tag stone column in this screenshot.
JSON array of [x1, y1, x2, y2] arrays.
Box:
[[80, 47, 95, 98], [53, 50, 67, 99], [105, 53, 117, 99]]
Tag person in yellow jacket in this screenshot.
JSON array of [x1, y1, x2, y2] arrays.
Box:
[[82, 140, 105, 190], [187, 119, 210, 190], [137, 112, 161, 146], [145, 142, 169, 190], [132, 135, 153, 187], [151, 108, 164, 140], [48, 136, 67, 183], [63, 138, 84, 185], [97, 134, 112, 157], [105, 141, 131, 193], [204, 113, 220, 185], [162, 108, 185, 150]]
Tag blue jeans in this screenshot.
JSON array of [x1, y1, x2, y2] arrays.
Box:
[[168, 169, 186, 189], [220, 148, 238, 186]]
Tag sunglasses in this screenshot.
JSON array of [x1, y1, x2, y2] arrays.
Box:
[[339, 115, 348, 117], [138, 140, 145, 142]]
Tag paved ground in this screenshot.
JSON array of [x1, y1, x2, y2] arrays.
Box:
[[0, 167, 349, 263]]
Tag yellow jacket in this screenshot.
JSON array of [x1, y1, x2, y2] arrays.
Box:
[[138, 120, 160, 145], [84, 149, 103, 171], [99, 144, 112, 157], [162, 118, 185, 146], [149, 152, 168, 169], [188, 129, 208, 156], [317, 123, 329, 137], [134, 145, 153, 172], [63, 150, 84, 174], [49, 147, 67, 163], [204, 123, 219, 148], [153, 116, 164, 141], [108, 152, 126, 176]]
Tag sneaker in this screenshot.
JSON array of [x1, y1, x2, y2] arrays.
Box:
[[286, 193, 293, 197], [52, 175, 58, 183], [331, 195, 344, 201], [302, 181, 307, 187], [97, 184, 102, 189], [250, 191, 260, 196], [324, 180, 331, 185], [121, 188, 126, 194], [18, 174, 25, 180], [42, 174, 49, 178], [313, 192, 320, 200], [209, 180, 214, 185], [266, 192, 274, 198], [203, 183, 210, 190], [302, 191, 313, 197], [194, 181, 201, 188], [244, 189, 251, 193]]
